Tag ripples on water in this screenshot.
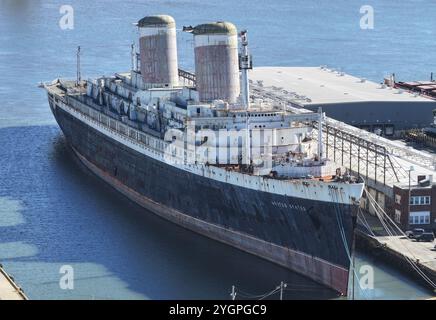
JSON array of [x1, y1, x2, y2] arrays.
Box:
[[0, 0, 434, 299]]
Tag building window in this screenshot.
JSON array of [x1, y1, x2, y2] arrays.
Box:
[[409, 211, 431, 225], [395, 209, 401, 224], [395, 194, 401, 205], [409, 196, 431, 205]]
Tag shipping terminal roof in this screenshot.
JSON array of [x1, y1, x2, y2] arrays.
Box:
[[250, 67, 436, 105]]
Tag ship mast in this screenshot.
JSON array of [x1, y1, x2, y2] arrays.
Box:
[[239, 30, 252, 109], [76, 46, 81, 86]]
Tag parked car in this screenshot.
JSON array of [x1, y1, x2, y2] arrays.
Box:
[[405, 228, 425, 239], [415, 232, 435, 242]]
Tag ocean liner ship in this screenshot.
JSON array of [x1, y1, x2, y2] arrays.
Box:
[[43, 15, 364, 295]]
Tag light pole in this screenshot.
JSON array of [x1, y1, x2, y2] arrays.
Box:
[[230, 285, 236, 301], [278, 281, 287, 300], [408, 166, 415, 228]]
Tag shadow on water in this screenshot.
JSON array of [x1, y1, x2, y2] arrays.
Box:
[[0, 125, 337, 300], [0, 0, 34, 11]]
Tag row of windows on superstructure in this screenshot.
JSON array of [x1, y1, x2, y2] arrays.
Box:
[[196, 124, 281, 131], [195, 124, 270, 130], [235, 113, 277, 117]]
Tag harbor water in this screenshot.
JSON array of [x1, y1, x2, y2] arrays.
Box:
[[0, 0, 435, 299]]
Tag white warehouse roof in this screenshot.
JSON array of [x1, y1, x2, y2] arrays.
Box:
[[250, 67, 435, 105]]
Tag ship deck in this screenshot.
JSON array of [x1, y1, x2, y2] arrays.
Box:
[[214, 164, 341, 182], [45, 80, 359, 185]]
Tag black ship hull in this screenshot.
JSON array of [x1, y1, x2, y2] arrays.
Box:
[[52, 105, 357, 295]]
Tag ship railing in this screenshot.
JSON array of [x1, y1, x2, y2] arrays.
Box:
[[178, 69, 196, 87]]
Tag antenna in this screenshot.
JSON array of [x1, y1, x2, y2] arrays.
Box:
[[131, 43, 136, 71], [239, 30, 252, 109], [76, 46, 81, 86]]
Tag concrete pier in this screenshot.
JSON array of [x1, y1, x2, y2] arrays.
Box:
[[0, 264, 27, 300], [356, 231, 436, 294], [376, 236, 436, 272]]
